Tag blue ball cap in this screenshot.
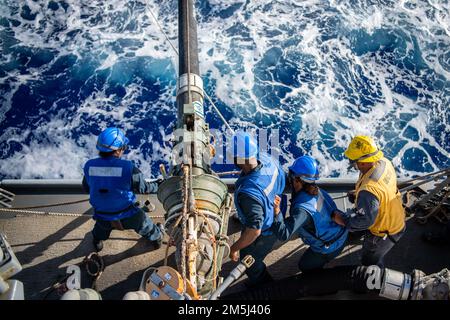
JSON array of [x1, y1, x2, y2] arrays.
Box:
[[96, 127, 129, 152]]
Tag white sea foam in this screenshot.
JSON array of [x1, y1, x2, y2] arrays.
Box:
[[196, 0, 449, 177], [0, 0, 448, 179]]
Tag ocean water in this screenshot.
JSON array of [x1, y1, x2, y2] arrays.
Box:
[[0, 0, 449, 180]]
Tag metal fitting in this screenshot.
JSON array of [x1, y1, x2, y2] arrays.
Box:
[[177, 73, 204, 98], [242, 255, 255, 269], [379, 268, 411, 300], [412, 268, 450, 300]]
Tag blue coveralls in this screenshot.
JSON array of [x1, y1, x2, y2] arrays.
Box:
[[234, 153, 285, 284], [272, 189, 348, 271], [83, 156, 162, 242]]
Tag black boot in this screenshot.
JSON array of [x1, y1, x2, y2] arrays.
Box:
[[148, 238, 162, 250], [347, 230, 365, 244], [244, 268, 274, 289], [93, 238, 104, 252]]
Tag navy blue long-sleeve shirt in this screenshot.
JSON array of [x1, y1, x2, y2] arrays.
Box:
[[82, 162, 158, 195], [237, 193, 265, 230], [343, 190, 380, 231], [271, 205, 315, 241]]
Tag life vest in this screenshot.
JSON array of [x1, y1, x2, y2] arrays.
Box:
[[292, 189, 348, 254], [84, 156, 137, 221], [234, 153, 286, 236], [355, 157, 405, 237]]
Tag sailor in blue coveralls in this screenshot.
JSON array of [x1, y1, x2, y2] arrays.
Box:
[[272, 156, 348, 271], [82, 127, 163, 252], [229, 132, 285, 287]]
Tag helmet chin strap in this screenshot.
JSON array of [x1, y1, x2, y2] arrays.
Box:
[[291, 177, 319, 196], [290, 176, 303, 194]]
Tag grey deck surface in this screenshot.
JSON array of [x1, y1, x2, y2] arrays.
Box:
[[1, 188, 449, 300]]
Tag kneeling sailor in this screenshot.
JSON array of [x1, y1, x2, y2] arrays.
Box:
[[82, 127, 163, 252], [272, 156, 348, 271]]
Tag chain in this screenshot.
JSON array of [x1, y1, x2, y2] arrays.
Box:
[[82, 252, 105, 291]]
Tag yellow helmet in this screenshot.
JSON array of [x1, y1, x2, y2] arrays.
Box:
[[344, 136, 384, 163]]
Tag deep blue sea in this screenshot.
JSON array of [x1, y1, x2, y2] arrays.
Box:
[[0, 0, 449, 180]]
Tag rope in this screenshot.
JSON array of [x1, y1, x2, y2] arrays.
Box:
[[164, 214, 183, 266], [204, 92, 234, 134], [197, 210, 218, 288], [41, 270, 75, 300], [220, 239, 231, 258], [0, 207, 165, 218], [216, 170, 241, 176], [144, 1, 234, 134], [181, 165, 189, 295], [0, 207, 89, 217], [145, 3, 179, 55]]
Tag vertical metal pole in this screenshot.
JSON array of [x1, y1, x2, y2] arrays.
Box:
[[158, 0, 230, 297], [178, 0, 200, 95], [174, 0, 209, 176]]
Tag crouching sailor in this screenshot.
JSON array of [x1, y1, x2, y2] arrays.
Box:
[[272, 156, 348, 271], [229, 132, 285, 288], [82, 127, 163, 252]]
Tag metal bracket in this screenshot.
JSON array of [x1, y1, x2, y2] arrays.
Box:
[[410, 268, 450, 300], [413, 176, 450, 224]]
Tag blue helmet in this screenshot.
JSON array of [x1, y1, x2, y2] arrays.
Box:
[[96, 127, 129, 152], [232, 131, 258, 159], [288, 156, 320, 183]]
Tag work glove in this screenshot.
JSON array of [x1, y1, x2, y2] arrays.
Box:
[[347, 190, 356, 204]]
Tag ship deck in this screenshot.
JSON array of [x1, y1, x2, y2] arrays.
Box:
[[1, 179, 449, 300]]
